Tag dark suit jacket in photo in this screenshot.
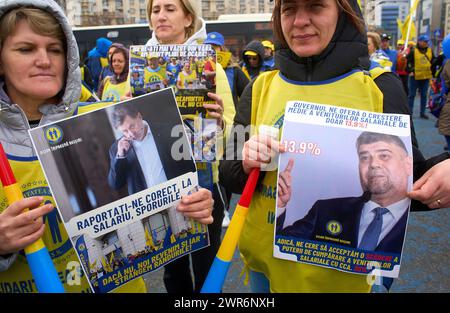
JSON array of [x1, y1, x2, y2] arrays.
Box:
[[107, 121, 195, 195], [276, 195, 408, 254]]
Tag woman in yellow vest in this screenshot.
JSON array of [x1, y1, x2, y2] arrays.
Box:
[[97, 45, 131, 102], [220, 0, 450, 292], [0, 0, 214, 293], [406, 35, 435, 118], [146, 0, 235, 293]]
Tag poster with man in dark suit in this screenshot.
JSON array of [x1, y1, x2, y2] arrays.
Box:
[[274, 102, 413, 278], [29, 89, 211, 292]]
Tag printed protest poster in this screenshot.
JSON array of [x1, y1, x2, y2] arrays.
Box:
[[29, 89, 209, 293], [274, 101, 412, 278], [130, 44, 218, 167], [129, 44, 216, 117]]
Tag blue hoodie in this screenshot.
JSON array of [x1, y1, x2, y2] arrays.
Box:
[[88, 37, 112, 58], [85, 37, 112, 91]]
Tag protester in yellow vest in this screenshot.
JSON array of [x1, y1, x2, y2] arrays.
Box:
[[176, 62, 198, 89], [97, 45, 131, 102], [220, 0, 450, 293], [203, 31, 250, 108], [0, 0, 214, 293], [406, 35, 435, 118], [146, 0, 235, 293], [143, 55, 168, 91]]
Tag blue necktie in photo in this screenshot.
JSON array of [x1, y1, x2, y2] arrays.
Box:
[[359, 207, 389, 251]]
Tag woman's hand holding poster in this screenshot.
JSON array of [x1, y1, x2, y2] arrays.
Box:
[[275, 101, 412, 279]]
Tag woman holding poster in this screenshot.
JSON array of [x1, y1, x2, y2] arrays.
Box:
[[0, 0, 214, 293], [220, 0, 450, 293], [146, 0, 235, 293]]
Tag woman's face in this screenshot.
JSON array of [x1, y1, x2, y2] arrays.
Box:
[[368, 36, 376, 55], [0, 20, 65, 105], [150, 0, 193, 44], [108, 46, 117, 60], [280, 0, 339, 57], [111, 51, 126, 75]]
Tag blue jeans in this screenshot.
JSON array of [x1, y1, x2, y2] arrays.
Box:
[[445, 136, 450, 149], [249, 270, 270, 293], [408, 77, 429, 116]]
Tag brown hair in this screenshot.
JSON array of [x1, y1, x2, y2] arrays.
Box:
[[0, 7, 65, 50], [112, 104, 140, 128], [272, 0, 365, 48], [146, 0, 201, 41]]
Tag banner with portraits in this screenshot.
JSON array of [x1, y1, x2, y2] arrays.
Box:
[[129, 44, 216, 117], [129, 44, 218, 167]]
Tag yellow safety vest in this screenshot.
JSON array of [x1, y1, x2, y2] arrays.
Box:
[[0, 101, 145, 293], [144, 66, 166, 89], [80, 66, 85, 81], [413, 48, 432, 80], [101, 77, 131, 102], [239, 68, 385, 292], [100, 57, 109, 69], [79, 84, 95, 102], [177, 71, 198, 89]]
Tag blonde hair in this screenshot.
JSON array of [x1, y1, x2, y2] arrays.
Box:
[[146, 0, 202, 41], [367, 32, 381, 50], [0, 7, 65, 49]]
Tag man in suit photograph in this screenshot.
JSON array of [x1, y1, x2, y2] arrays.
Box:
[[107, 103, 194, 194], [277, 132, 412, 254]]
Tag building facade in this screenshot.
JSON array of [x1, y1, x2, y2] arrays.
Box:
[[58, 0, 274, 26], [446, 0, 450, 38], [85, 207, 193, 274], [202, 0, 274, 20], [58, 0, 148, 26], [364, 0, 409, 42]]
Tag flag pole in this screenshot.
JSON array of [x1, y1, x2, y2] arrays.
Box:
[[201, 168, 260, 293]]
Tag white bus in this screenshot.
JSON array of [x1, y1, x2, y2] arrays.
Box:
[[73, 14, 273, 61]]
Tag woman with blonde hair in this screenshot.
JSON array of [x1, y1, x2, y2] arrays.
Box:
[[367, 31, 392, 70], [146, 0, 235, 293], [220, 0, 450, 292]]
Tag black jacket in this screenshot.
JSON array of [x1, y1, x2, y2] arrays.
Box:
[[226, 65, 250, 108], [219, 0, 449, 212], [108, 122, 195, 195], [241, 40, 266, 78]]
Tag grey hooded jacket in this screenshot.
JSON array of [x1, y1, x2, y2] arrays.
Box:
[[0, 0, 80, 271]]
